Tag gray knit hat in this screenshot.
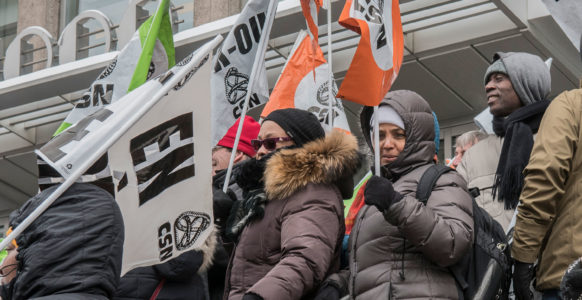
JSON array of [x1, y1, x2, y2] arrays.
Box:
[[483, 59, 508, 84], [484, 52, 551, 106]]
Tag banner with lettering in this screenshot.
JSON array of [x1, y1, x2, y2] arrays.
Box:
[[336, 0, 403, 106], [261, 30, 350, 133], [36, 40, 217, 274], [210, 0, 277, 145]]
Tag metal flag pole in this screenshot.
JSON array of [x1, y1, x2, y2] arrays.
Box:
[[373, 105, 380, 175], [223, 0, 278, 193], [326, 0, 334, 129]]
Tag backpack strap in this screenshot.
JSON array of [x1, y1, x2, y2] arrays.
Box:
[[416, 164, 453, 205], [417, 164, 470, 298]]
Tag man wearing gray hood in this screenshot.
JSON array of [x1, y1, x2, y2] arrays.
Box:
[[457, 51, 551, 230], [456, 52, 551, 299]]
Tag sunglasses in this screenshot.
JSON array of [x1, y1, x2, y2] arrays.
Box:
[[251, 137, 293, 151]]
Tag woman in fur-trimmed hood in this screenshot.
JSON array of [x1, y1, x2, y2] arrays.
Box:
[[223, 108, 361, 300]]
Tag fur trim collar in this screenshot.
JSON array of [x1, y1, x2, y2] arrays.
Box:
[[264, 130, 361, 201]]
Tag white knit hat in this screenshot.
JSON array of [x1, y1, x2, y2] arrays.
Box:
[[369, 105, 405, 137]]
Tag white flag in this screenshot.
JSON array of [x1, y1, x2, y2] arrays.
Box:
[[211, 0, 278, 145], [36, 37, 219, 274]]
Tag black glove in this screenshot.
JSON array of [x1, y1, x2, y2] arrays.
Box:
[[513, 260, 535, 300], [213, 186, 236, 229], [561, 258, 582, 300], [242, 292, 263, 300], [364, 175, 403, 212], [314, 284, 341, 300]]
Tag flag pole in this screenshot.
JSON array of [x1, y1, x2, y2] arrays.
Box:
[[0, 36, 223, 252], [373, 105, 380, 176], [223, 0, 278, 193], [326, 0, 334, 129]]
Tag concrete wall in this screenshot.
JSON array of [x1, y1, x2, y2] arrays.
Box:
[[194, 0, 245, 26], [17, 0, 61, 72]]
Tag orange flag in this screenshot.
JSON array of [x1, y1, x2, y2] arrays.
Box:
[[337, 0, 404, 106], [261, 31, 351, 134]]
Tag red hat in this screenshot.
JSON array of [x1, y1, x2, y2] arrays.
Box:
[[217, 116, 261, 157]]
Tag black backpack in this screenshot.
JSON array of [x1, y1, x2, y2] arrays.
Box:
[[416, 164, 512, 300]]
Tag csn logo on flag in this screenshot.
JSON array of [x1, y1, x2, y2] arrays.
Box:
[[214, 12, 266, 119]]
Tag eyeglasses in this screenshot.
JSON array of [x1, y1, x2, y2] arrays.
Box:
[[251, 137, 293, 151]]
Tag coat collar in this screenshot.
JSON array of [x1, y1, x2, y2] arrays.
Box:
[[264, 130, 361, 201]]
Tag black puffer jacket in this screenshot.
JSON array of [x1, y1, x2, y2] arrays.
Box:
[[6, 183, 124, 300], [114, 249, 210, 300]]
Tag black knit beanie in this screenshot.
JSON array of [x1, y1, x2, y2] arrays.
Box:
[[263, 108, 325, 147]]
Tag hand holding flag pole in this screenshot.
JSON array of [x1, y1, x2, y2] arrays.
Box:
[[222, 0, 278, 193]]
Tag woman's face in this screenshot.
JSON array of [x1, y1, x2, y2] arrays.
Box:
[[374, 123, 406, 166], [255, 121, 295, 160], [0, 244, 17, 285]]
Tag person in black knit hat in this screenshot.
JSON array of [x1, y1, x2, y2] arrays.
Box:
[[222, 108, 362, 300], [262, 108, 325, 147]]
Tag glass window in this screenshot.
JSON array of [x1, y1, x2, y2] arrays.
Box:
[[437, 139, 445, 165], [60, 0, 194, 57], [0, 0, 18, 80]]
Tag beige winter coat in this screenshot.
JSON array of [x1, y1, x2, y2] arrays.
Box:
[[457, 135, 514, 231]]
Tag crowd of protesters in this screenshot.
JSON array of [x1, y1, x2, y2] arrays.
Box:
[[2, 50, 582, 300]]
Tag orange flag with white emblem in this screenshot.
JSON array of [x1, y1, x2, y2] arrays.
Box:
[[261, 30, 351, 134], [337, 0, 404, 106]]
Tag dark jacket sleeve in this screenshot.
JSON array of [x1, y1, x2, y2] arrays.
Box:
[[248, 184, 343, 300], [384, 172, 474, 267]]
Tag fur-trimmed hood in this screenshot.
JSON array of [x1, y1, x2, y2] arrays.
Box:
[[264, 130, 361, 201]]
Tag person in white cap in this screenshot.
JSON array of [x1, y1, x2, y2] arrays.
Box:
[[317, 90, 473, 300]]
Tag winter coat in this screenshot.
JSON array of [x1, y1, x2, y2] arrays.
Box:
[[512, 89, 582, 290], [456, 135, 514, 231], [343, 90, 474, 299], [224, 130, 361, 300], [6, 183, 124, 300], [114, 232, 216, 300]]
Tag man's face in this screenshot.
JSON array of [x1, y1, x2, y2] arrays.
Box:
[[255, 121, 295, 160], [485, 73, 522, 117], [0, 244, 17, 285], [212, 147, 232, 176], [373, 123, 406, 166], [452, 143, 473, 168]]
